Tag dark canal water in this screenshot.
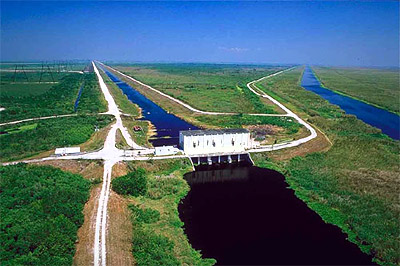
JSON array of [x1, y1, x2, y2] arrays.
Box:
[[302, 67, 400, 140], [179, 164, 375, 265], [74, 83, 84, 112], [99, 66, 199, 146]]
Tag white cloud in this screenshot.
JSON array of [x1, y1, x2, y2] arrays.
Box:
[[218, 46, 249, 53]]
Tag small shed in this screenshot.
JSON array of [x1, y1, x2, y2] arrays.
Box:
[[55, 147, 81, 156], [154, 146, 179, 156]]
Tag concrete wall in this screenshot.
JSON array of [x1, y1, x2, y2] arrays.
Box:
[[180, 132, 250, 155]]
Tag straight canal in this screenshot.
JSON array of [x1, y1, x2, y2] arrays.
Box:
[[302, 66, 400, 140], [100, 64, 375, 265]]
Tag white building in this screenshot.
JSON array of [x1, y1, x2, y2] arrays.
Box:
[[55, 147, 81, 156], [154, 146, 180, 156], [179, 129, 250, 155]]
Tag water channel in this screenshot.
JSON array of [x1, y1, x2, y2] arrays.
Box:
[[99, 65, 199, 146], [302, 67, 400, 140], [101, 65, 375, 265]]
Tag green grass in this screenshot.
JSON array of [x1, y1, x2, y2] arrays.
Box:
[[0, 72, 107, 123], [251, 67, 400, 266], [0, 83, 54, 96], [111, 63, 286, 114], [76, 73, 108, 114], [0, 115, 113, 162], [195, 114, 302, 133], [0, 71, 73, 83], [312, 67, 400, 114], [1, 123, 38, 135], [115, 159, 216, 266], [0, 163, 90, 265], [0, 73, 81, 123], [121, 116, 152, 147]]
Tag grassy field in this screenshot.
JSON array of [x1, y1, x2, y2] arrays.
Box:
[[111, 63, 286, 114], [251, 67, 400, 266], [76, 73, 108, 114], [113, 159, 215, 266], [312, 67, 400, 114], [0, 163, 90, 265], [103, 64, 304, 143], [0, 115, 113, 162], [0, 72, 107, 123], [0, 83, 54, 96]]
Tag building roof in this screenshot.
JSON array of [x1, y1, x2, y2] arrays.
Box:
[[180, 128, 249, 136]]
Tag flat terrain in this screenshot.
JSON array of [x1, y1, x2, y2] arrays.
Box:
[[0, 72, 108, 123], [252, 67, 400, 266], [112, 159, 215, 266], [103, 64, 304, 145], [0, 163, 91, 265], [0, 70, 111, 162], [0, 115, 113, 162], [312, 67, 400, 114], [111, 63, 286, 114]]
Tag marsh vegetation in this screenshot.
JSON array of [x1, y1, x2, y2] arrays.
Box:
[[252, 67, 400, 266], [111, 63, 286, 114], [0, 163, 90, 265]]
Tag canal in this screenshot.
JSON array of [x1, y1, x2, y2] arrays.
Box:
[[100, 65, 374, 265], [302, 67, 400, 140]]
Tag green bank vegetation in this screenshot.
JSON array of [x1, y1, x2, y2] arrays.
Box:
[[104, 63, 303, 143], [251, 67, 400, 266], [112, 159, 215, 266], [0, 72, 107, 123], [111, 63, 285, 114], [312, 66, 400, 114], [195, 113, 302, 133], [0, 163, 90, 265], [0, 115, 113, 162]]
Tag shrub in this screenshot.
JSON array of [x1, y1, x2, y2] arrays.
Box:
[[129, 205, 160, 224], [132, 227, 179, 266], [0, 163, 90, 265], [112, 168, 147, 196]]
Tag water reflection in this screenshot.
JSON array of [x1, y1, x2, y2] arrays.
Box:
[[179, 165, 375, 265]]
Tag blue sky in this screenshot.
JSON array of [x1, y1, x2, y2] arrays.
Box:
[[1, 1, 399, 67]]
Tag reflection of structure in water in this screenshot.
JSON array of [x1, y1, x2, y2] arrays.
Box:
[[185, 165, 251, 185]]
